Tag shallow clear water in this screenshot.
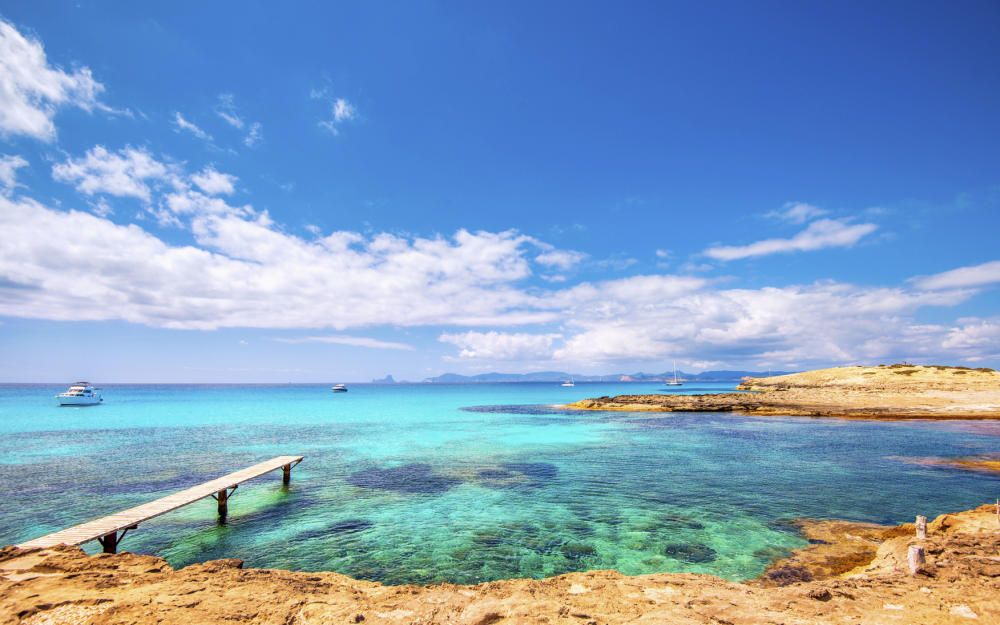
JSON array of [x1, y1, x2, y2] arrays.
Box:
[[1, 382, 997, 584]]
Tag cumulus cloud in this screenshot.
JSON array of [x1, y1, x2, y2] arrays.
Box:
[[190, 166, 237, 195], [452, 277, 976, 368], [0, 154, 29, 195], [704, 219, 878, 261], [0, 195, 562, 330], [0, 19, 105, 141], [535, 249, 586, 270], [941, 318, 1000, 361], [765, 202, 828, 224], [274, 335, 415, 351], [52, 145, 174, 201], [173, 112, 212, 141], [913, 260, 1000, 291], [439, 331, 563, 360], [2, 160, 997, 368]]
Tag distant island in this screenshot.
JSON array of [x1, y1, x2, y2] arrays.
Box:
[[419, 370, 791, 384]]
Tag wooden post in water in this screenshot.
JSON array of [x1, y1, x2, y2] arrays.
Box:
[[915, 515, 927, 539], [282, 463, 291, 485], [98, 531, 118, 554], [217, 488, 229, 522], [907, 545, 925, 575]]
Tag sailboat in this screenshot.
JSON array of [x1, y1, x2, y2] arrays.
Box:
[[664, 362, 683, 386]]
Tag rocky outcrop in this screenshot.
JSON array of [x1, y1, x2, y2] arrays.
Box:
[[568, 364, 1000, 419], [2, 504, 998, 624]]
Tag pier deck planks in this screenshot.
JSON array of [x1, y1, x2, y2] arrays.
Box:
[[17, 455, 303, 549]]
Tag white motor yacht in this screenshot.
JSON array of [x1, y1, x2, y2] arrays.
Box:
[[331, 384, 348, 393], [560, 379, 575, 387], [56, 382, 103, 406]]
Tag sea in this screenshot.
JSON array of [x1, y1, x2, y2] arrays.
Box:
[[1, 382, 997, 585]]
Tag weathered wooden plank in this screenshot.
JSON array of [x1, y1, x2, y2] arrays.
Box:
[[17, 456, 303, 549]]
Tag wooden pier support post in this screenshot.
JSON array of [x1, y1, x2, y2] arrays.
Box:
[[282, 463, 291, 485], [217, 488, 229, 522], [908, 545, 925, 575], [915, 515, 927, 539], [98, 531, 119, 554]]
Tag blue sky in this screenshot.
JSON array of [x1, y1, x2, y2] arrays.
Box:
[[1, 1, 999, 382]]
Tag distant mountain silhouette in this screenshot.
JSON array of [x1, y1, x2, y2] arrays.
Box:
[[422, 370, 792, 383]]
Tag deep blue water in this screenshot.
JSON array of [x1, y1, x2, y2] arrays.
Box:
[[0, 382, 997, 584]]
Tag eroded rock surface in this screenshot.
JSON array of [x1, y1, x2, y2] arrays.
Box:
[[569, 364, 1000, 419], [2, 505, 998, 624]]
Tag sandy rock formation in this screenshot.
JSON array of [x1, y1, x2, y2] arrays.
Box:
[[569, 364, 1000, 419], [1, 504, 998, 624]]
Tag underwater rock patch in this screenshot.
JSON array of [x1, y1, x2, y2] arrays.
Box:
[[560, 542, 597, 560], [461, 404, 572, 415], [660, 515, 706, 530], [347, 463, 461, 494], [297, 519, 374, 541], [664, 543, 717, 563], [500, 462, 558, 480]]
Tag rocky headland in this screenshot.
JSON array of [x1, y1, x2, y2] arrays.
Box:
[[2, 504, 998, 624], [568, 364, 1000, 419]]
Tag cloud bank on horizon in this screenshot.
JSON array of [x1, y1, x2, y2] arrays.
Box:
[[0, 13, 998, 378]]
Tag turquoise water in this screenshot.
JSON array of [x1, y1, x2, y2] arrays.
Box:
[[1, 382, 998, 584]]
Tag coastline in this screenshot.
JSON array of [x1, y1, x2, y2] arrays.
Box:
[[566, 364, 1000, 420], [2, 504, 998, 624]]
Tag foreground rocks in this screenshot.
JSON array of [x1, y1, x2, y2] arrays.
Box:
[[568, 364, 1000, 419], [2, 504, 998, 624]]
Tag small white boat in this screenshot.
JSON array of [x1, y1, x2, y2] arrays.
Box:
[[664, 362, 683, 387], [56, 382, 103, 406], [560, 379, 575, 387], [331, 384, 348, 393]]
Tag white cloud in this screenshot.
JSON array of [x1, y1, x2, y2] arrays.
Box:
[[0, 154, 28, 195], [535, 249, 586, 270], [275, 335, 415, 351], [0, 20, 105, 141], [333, 98, 355, 122], [457, 277, 975, 368], [941, 318, 1000, 360], [704, 219, 878, 261], [216, 95, 262, 147], [215, 94, 244, 129], [0, 195, 560, 330], [765, 202, 828, 224], [913, 260, 1000, 291], [439, 331, 562, 360], [173, 112, 212, 141], [319, 97, 357, 135], [89, 197, 113, 217], [655, 249, 671, 259], [1, 172, 996, 368], [52, 145, 173, 201], [244, 121, 262, 147], [190, 166, 237, 195]]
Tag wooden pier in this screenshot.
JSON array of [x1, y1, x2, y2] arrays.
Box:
[[17, 455, 303, 554]]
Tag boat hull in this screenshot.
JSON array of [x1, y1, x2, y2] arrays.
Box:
[[56, 395, 103, 406]]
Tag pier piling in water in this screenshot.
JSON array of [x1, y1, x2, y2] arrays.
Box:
[[17, 456, 303, 554]]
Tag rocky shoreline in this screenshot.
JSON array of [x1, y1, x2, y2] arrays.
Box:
[[568, 364, 1000, 419], [2, 504, 998, 624]]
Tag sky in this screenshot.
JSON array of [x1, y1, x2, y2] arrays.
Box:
[[1, 1, 999, 382]]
